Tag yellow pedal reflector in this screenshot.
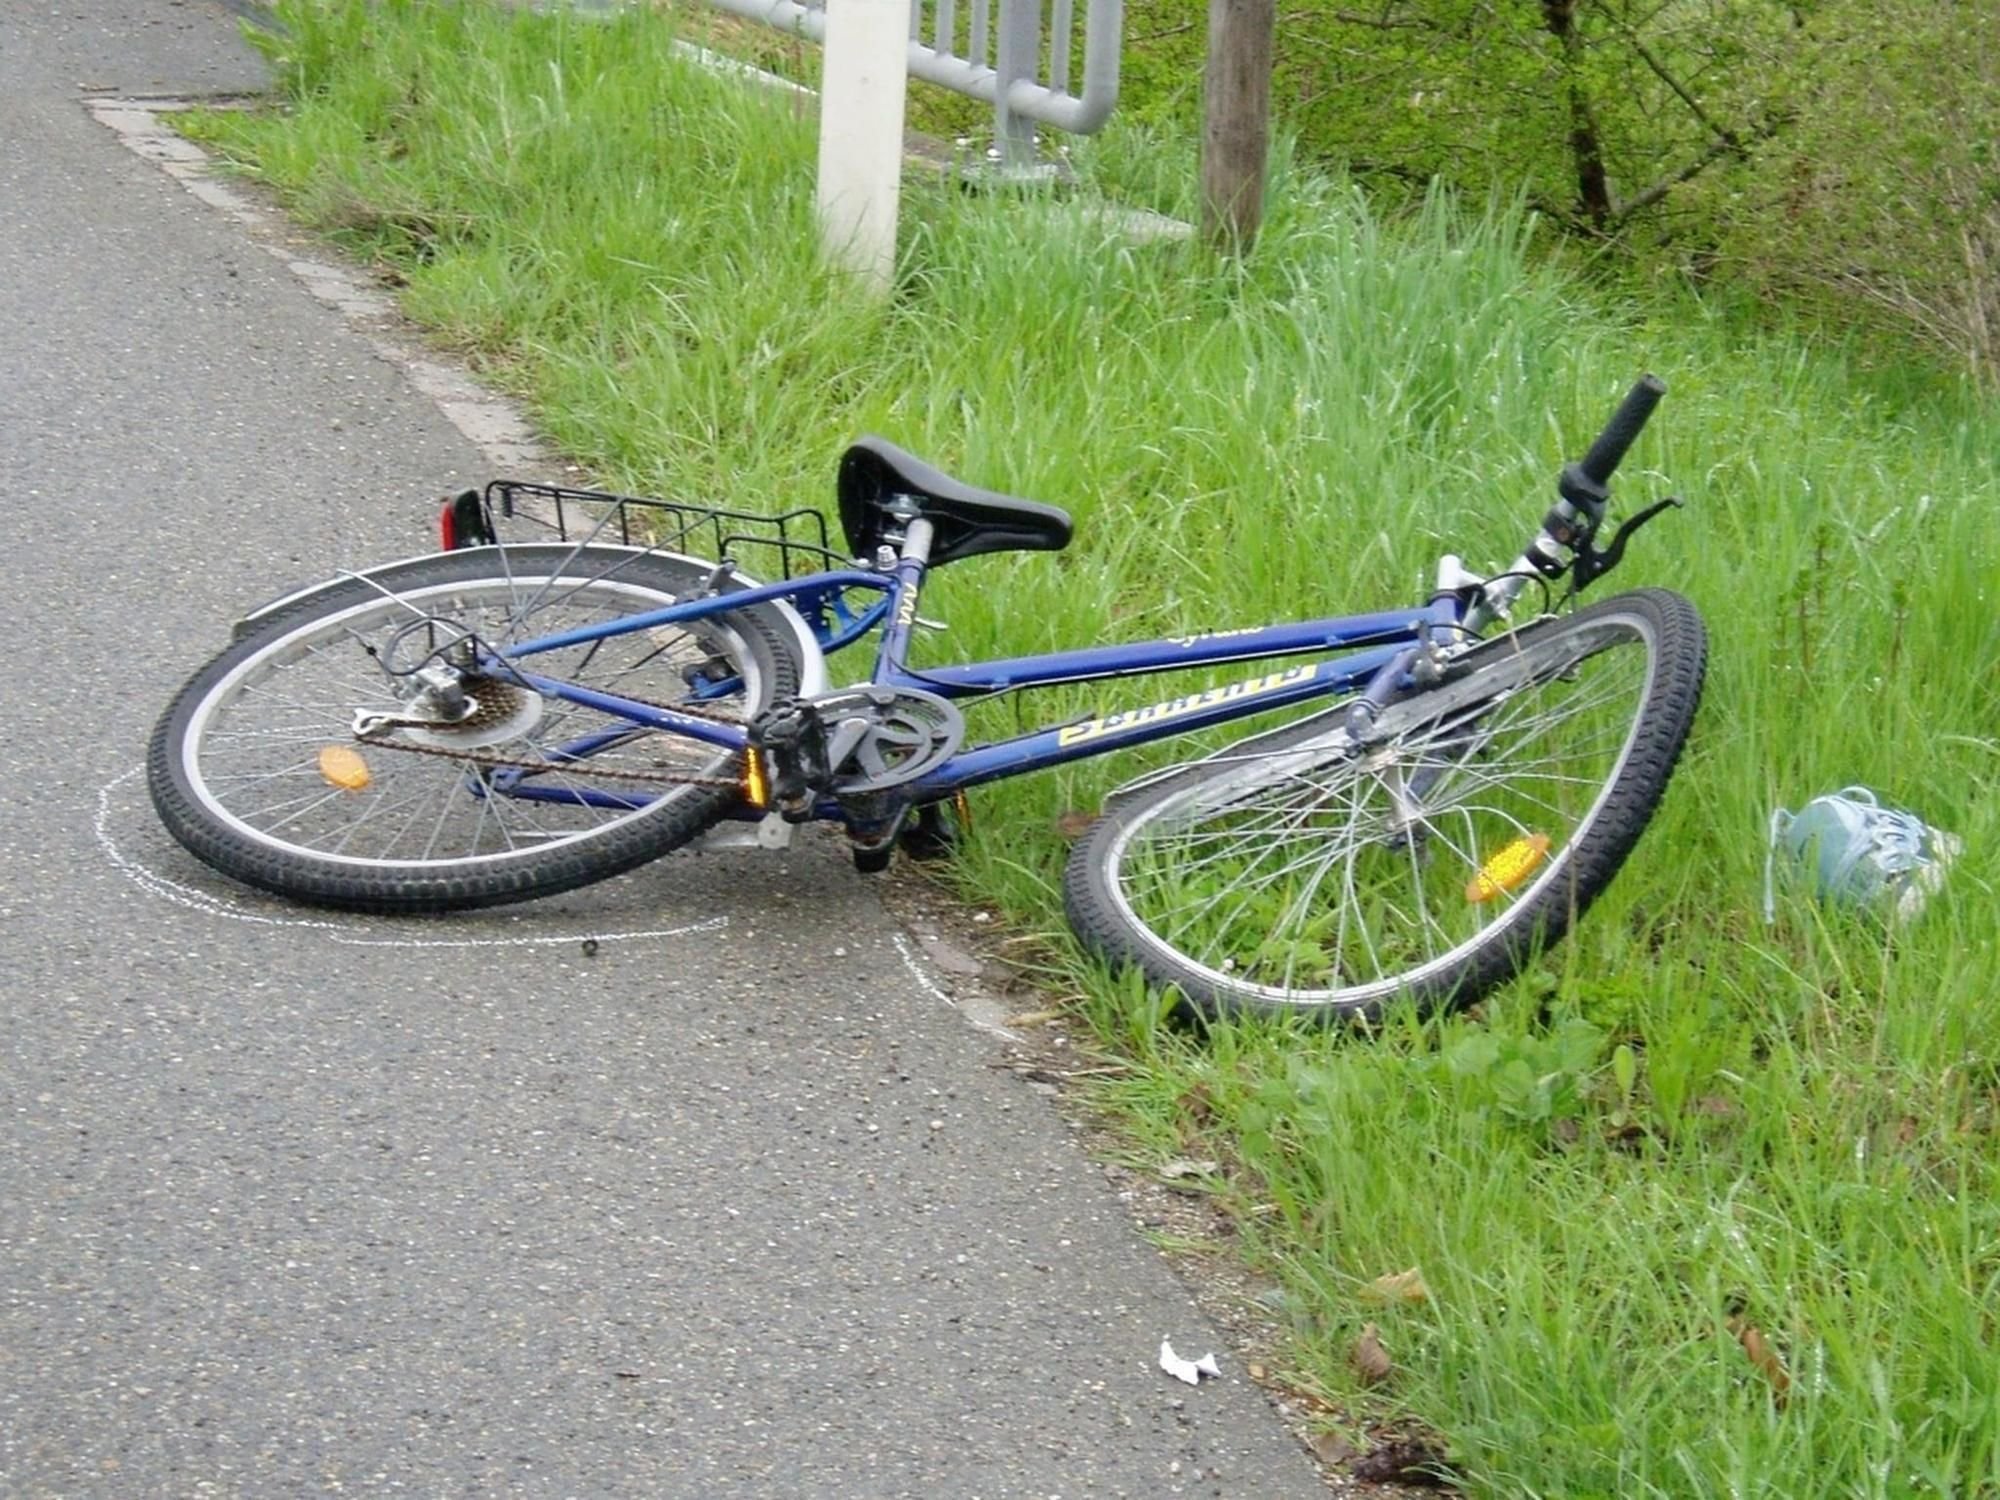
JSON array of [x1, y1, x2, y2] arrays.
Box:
[[318, 744, 372, 791], [1465, 833, 1550, 903], [743, 748, 769, 810]]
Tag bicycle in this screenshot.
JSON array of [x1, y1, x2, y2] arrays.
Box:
[[150, 376, 1707, 1023]]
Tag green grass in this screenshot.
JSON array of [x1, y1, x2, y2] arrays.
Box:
[[197, 3, 2000, 1492]]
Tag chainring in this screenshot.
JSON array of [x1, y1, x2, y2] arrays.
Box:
[[812, 686, 965, 794]]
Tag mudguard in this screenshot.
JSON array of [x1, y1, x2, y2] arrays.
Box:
[[228, 545, 831, 698]]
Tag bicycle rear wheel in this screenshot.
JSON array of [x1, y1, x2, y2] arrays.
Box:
[[1064, 588, 1707, 1023], [150, 545, 803, 912]]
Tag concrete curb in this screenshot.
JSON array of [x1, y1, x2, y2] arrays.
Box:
[[87, 95, 561, 477]]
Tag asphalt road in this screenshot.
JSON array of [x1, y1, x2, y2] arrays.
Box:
[[0, 3, 1327, 1495]]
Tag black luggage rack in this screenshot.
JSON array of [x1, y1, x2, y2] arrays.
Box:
[[484, 479, 849, 581]]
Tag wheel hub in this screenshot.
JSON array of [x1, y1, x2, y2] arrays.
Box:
[[398, 675, 545, 750]]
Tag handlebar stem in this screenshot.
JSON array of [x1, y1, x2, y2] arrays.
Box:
[[1465, 376, 1667, 632]]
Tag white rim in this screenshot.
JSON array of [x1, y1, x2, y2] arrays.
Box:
[[182, 570, 763, 870]]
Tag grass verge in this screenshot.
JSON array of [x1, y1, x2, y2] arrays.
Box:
[[191, 3, 2000, 1492]]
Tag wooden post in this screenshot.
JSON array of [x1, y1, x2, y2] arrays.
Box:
[[1200, 0, 1276, 251]]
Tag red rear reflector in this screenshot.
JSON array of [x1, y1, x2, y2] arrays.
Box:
[[439, 489, 490, 550]]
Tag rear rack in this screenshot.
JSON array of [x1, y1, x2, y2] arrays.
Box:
[[485, 479, 850, 581]]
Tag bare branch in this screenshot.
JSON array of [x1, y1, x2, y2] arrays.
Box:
[[1324, 8, 1442, 30], [1609, 135, 1739, 220], [1131, 19, 1201, 42], [1587, 0, 1743, 151], [1138, 7, 1320, 43]]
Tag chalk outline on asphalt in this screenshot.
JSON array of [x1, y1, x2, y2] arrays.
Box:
[[892, 933, 1024, 1044], [86, 98, 998, 1022], [82, 102, 719, 951], [96, 766, 731, 950]]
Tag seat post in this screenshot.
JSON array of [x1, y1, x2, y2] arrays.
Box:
[[873, 510, 934, 682], [898, 515, 935, 567]]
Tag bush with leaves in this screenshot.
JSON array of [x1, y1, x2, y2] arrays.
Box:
[[1116, 0, 1998, 380], [1120, 0, 1804, 235], [1699, 0, 2000, 381]]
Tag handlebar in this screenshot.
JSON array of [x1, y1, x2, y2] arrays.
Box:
[[1460, 374, 1672, 628], [1561, 374, 1665, 506], [1581, 373, 1666, 483]]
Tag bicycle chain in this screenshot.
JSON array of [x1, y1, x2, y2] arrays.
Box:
[[356, 735, 746, 789], [355, 679, 752, 790]]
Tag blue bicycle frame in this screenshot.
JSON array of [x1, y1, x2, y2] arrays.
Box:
[[481, 548, 1472, 814]]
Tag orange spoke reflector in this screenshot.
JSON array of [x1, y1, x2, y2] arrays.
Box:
[[743, 748, 769, 810], [1465, 833, 1550, 903], [318, 744, 372, 791]]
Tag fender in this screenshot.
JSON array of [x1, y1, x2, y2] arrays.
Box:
[[230, 545, 831, 698]]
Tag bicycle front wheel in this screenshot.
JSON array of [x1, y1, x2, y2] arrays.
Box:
[[1064, 588, 1707, 1022], [150, 545, 804, 912]]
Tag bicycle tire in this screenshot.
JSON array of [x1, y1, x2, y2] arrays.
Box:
[[149, 545, 803, 913], [1063, 588, 1707, 1023]]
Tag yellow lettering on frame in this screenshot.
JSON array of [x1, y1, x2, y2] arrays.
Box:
[[1054, 664, 1316, 747]]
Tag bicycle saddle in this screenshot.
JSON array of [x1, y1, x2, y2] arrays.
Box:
[[837, 437, 1074, 567]]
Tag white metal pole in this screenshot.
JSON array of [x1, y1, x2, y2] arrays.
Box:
[[816, 0, 914, 295]]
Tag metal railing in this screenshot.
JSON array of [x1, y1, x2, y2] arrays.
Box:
[[707, 0, 1123, 168]]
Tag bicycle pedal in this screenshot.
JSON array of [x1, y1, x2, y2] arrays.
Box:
[[848, 806, 915, 873]]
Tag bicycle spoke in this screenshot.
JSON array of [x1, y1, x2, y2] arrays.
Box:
[[325, 777, 442, 857], [361, 773, 458, 860], [254, 785, 362, 837], [1333, 780, 1386, 984], [202, 726, 369, 748], [166, 552, 780, 893], [197, 756, 322, 786], [1077, 601, 1692, 1012]]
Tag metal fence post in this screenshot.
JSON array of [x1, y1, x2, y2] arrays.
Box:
[[702, 0, 1122, 171], [991, 0, 1040, 174]]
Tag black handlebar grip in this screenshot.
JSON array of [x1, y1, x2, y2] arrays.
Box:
[[1577, 374, 1666, 487]]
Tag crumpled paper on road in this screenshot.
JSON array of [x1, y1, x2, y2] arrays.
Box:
[[1158, 1338, 1222, 1385]]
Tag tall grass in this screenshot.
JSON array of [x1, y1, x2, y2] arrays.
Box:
[[197, 4, 1999, 1491]]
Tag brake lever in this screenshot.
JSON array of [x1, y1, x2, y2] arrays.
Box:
[[1571, 496, 1684, 593]]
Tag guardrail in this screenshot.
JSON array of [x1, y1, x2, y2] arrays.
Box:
[[708, 0, 1122, 169]]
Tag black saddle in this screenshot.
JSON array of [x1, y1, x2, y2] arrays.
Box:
[[837, 437, 1073, 568]]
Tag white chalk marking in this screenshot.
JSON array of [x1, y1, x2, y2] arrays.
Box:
[[892, 932, 1022, 1044], [96, 767, 726, 950]]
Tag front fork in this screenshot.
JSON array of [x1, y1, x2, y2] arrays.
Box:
[[1341, 570, 1494, 844], [1341, 583, 1462, 748]]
